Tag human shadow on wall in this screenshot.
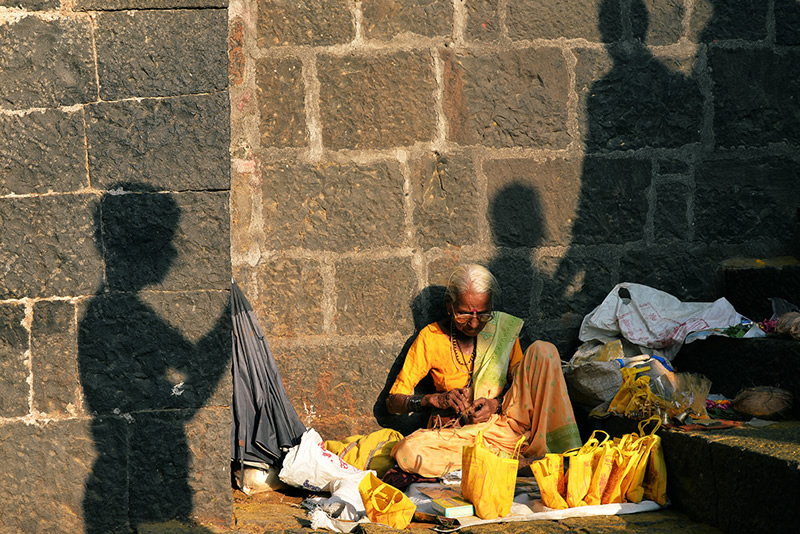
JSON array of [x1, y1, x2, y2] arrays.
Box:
[[487, 183, 544, 350], [372, 286, 445, 435], [79, 183, 230, 533], [536, 0, 705, 356]]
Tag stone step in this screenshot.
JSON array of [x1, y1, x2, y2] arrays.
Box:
[[673, 336, 800, 418], [596, 416, 800, 534], [714, 256, 800, 321], [660, 421, 800, 534], [591, 330, 800, 534]]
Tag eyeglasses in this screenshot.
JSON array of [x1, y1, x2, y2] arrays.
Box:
[[451, 310, 494, 324]]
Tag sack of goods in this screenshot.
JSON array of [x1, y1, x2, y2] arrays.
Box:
[[530, 417, 668, 509]]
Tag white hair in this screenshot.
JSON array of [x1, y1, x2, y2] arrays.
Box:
[[445, 264, 500, 306]]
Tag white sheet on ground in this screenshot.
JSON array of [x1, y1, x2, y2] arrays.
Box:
[[406, 482, 663, 532], [304, 480, 663, 532]]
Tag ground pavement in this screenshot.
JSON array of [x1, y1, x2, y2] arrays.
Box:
[[135, 483, 723, 534], [225, 487, 724, 534], [139, 419, 800, 534]]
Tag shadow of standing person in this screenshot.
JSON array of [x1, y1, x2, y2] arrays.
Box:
[[538, 0, 704, 354], [79, 183, 230, 533], [585, 0, 703, 152], [487, 182, 545, 348]]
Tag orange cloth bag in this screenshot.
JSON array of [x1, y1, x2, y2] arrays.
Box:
[[358, 472, 416, 529], [530, 453, 568, 510], [461, 431, 525, 519]]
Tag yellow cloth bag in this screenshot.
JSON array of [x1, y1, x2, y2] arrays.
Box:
[[608, 366, 665, 419], [530, 453, 568, 510], [565, 430, 609, 507], [626, 417, 667, 505], [461, 430, 525, 519], [584, 438, 617, 506], [642, 427, 668, 505], [358, 472, 416, 529], [535, 419, 668, 509], [617, 435, 649, 503], [601, 417, 667, 505], [325, 428, 403, 478]]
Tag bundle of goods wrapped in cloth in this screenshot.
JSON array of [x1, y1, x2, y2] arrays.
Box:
[[562, 282, 770, 424]]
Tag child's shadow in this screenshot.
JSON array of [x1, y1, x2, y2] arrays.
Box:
[[79, 183, 230, 533]]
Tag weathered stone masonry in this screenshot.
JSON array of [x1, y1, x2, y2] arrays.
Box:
[[1, 0, 799, 532], [0, 1, 231, 532], [230, 0, 800, 441]]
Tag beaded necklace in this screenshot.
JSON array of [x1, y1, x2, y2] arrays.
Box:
[[450, 322, 476, 386]]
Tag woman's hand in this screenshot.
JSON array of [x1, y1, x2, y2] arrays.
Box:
[[429, 387, 473, 414], [463, 397, 500, 424]]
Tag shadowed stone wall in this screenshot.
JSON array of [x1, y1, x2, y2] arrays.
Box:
[[0, 1, 231, 533], [230, 0, 800, 441]]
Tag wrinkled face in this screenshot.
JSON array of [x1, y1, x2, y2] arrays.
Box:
[[448, 289, 493, 337]]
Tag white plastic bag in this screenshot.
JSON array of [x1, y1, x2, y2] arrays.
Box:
[[321, 471, 375, 521], [279, 428, 363, 492], [579, 283, 745, 359]]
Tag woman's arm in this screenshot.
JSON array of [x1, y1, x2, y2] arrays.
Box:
[[386, 388, 473, 415]]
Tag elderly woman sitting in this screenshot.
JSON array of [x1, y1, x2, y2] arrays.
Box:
[[385, 264, 581, 477]]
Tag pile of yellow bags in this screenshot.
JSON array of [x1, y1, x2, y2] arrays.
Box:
[[531, 416, 667, 509]]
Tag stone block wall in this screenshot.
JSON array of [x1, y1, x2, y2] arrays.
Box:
[[0, 2, 231, 533], [230, 0, 800, 440]]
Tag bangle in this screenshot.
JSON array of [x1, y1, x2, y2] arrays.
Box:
[[495, 396, 504, 414], [407, 395, 424, 413]]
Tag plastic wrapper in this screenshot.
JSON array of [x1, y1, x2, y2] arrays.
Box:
[[650, 373, 711, 422]]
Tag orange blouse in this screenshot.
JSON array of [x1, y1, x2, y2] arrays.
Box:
[[389, 322, 523, 397]]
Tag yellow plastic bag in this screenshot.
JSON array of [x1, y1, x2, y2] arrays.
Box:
[[461, 431, 525, 519], [325, 428, 403, 478], [530, 453, 568, 510], [358, 472, 416, 529]]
